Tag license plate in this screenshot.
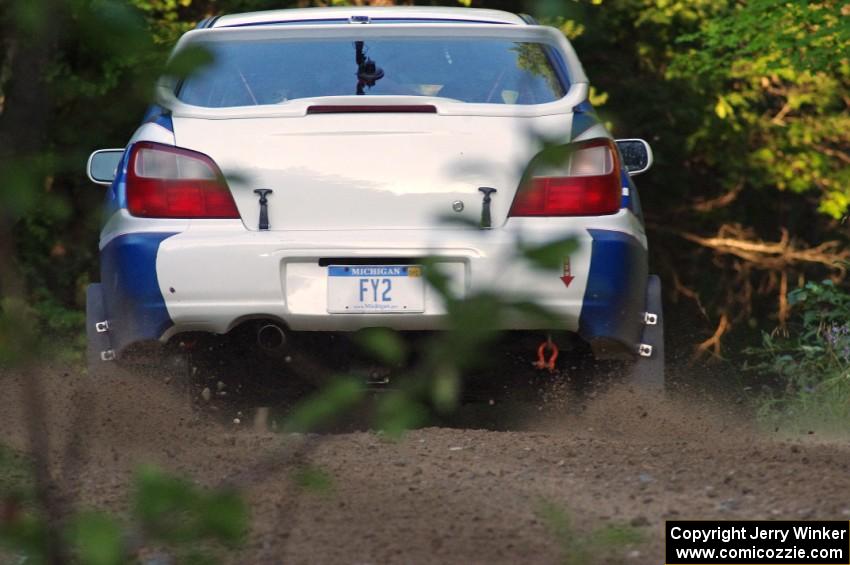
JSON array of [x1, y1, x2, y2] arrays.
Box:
[[327, 265, 424, 313]]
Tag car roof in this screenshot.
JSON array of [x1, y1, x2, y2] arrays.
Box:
[[207, 7, 529, 28]]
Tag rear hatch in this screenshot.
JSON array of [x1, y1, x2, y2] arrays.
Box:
[[173, 112, 570, 230], [164, 23, 588, 231]]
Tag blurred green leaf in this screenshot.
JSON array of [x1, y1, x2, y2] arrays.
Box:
[[431, 366, 461, 413], [69, 512, 124, 565], [0, 446, 43, 560], [163, 45, 214, 80], [0, 512, 47, 563], [134, 466, 246, 547], [135, 466, 194, 537], [293, 465, 334, 495], [421, 259, 454, 300], [10, 0, 48, 35], [537, 500, 643, 565], [354, 328, 407, 365], [519, 237, 578, 271], [446, 293, 503, 339], [787, 290, 806, 305], [283, 378, 364, 433], [436, 214, 481, 229], [376, 391, 428, 438], [199, 490, 247, 545], [518, 142, 576, 188], [591, 524, 644, 546], [509, 300, 563, 326], [0, 298, 39, 366]]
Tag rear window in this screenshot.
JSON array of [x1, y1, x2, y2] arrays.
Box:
[[177, 38, 567, 107]]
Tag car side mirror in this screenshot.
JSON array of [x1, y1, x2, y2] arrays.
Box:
[[615, 139, 653, 176], [87, 149, 124, 185]]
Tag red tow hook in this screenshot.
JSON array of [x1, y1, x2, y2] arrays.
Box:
[[533, 336, 559, 373]]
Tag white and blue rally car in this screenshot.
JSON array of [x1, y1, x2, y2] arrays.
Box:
[[86, 6, 664, 388]]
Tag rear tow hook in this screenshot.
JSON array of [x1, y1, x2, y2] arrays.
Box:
[[533, 335, 559, 373]]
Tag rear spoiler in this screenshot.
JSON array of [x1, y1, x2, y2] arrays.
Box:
[[157, 23, 589, 120]]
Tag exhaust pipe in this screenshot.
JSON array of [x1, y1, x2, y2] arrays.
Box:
[[257, 323, 286, 353]]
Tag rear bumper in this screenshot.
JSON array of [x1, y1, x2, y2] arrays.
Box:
[[98, 217, 648, 357]]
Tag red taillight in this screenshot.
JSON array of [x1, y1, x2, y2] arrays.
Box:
[[509, 138, 622, 217], [126, 142, 240, 219]]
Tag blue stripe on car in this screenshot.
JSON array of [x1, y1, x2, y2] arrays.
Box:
[[100, 232, 178, 354], [142, 105, 174, 132], [570, 108, 598, 139], [620, 168, 632, 209], [574, 99, 594, 114], [578, 229, 648, 351], [104, 146, 130, 217], [571, 97, 601, 139]]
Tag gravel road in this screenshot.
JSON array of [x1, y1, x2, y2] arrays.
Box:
[[2, 366, 850, 564]]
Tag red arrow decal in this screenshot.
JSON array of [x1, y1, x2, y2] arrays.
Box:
[[561, 257, 574, 287]]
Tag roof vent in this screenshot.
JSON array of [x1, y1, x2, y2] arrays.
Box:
[[349, 15, 370, 24]]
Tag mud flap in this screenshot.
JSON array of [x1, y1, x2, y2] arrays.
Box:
[[625, 275, 665, 391], [86, 283, 113, 377]]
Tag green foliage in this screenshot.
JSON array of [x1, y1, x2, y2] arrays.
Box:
[[0, 445, 33, 500], [665, 0, 850, 218], [538, 15, 586, 41], [677, 0, 850, 77], [0, 298, 39, 367], [549, 0, 850, 351], [282, 378, 365, 433], [164, 44, 216, 80], [577, 0, 850, 220], [0, 448, 48, 563], [0, 0, 212, 359], [292, 465, 335, 495], [376, 390, 431, 437], [68, 512, 124, 565], [135, 465, 247, 547], [354, 327, 408, 366], [519, 237, 578, 271], [1, 456, 247, 564], [0, 516, 48, 565], [537, 500, 644, 565], [514, 42, 564, 95], [746, 279, 850, 434]]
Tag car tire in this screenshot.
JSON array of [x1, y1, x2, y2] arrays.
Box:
[[625, 274, 665, 392], [86, 283, 113, 377]]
